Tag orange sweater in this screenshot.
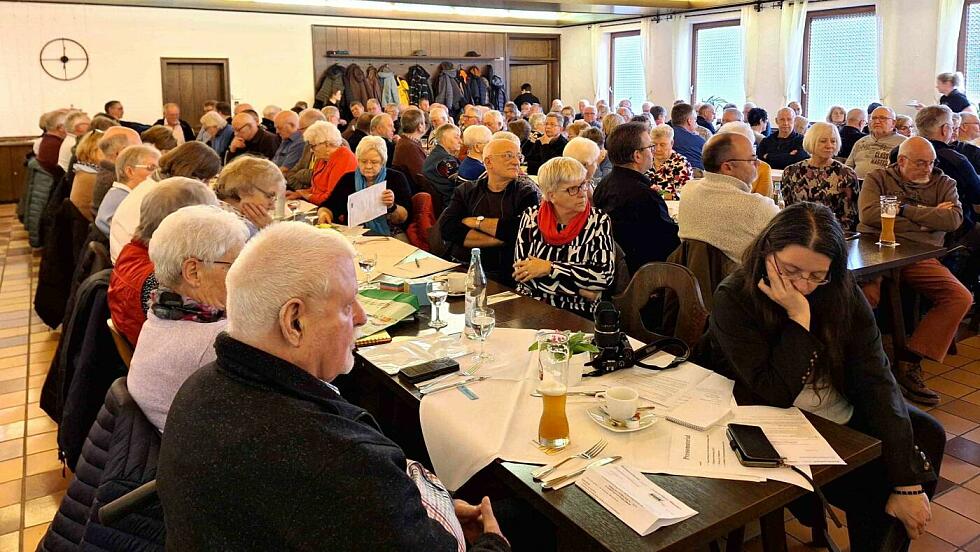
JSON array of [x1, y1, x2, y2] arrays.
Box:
[[309, 146, 358, 205]]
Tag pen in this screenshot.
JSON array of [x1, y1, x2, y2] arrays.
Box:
[[415, 258, 420, 267]]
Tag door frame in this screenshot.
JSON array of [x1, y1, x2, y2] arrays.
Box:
[[505, 33, 560, 103], [159, 57, 231, 104]]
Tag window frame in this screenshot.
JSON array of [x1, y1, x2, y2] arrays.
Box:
[[801, 5, 876, 118], [609, 30, 641, 107], [957, 0, 980, 78], [690, 19, 740, 105]]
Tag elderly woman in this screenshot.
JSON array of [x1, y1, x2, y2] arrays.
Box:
[[644, 125, 693, 200], [108, 177, 219, 347], [318, 136, 412, 239], [69, 129, 104, 220], [579, 127, 612, 180], [567, 120, 591, 139], [896, 115, 915, 137], [524, 112, 569, 175], [794, 116, 810, 136], [563, 136, 602, 201], [200, 110, 234, 160], [215, 156, 286, 237], [601, 113, 625, 141], [129, 205, 249, 432], [826, 105, 846, 127], [716, 122, 774, 198], [781, 122, 860, 231], [513, 156, 615, 317], [141, 125, 178, 153], [458, 125, 492, 180], [528, 113, 546, 140], [289, 121, 356, 205]]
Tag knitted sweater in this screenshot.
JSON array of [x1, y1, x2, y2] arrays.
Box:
[[845, 132, 906, 179], [857, 164, 962, 246], [677, 171, 779, 262]]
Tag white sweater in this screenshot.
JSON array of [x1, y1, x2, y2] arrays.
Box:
[[677, 172, 779, 262]]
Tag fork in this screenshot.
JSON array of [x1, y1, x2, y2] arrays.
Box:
[[416, 358, 483, 391], [533, 440, 608, 481]]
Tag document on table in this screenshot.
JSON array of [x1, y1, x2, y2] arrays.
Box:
[[732, 406, 845, 466], [666, 424, 763, 482], [347, 181, 387, 227], [605, 364, 717, 409], [576, 464, 697, 536]]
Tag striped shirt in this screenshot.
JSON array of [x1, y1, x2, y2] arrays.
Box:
[[514, 205, 616, 316]]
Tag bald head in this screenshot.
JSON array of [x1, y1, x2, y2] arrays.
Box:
[[298, 108, 326, 131], [846, 108, 867, 129], [483, 139, 520, 183], [273, 110, 299, 139], [103, 125, 141, 144], [869, 106, 896, 138], [99, 126, 142, 161], [897, 136, 937, 184], [231, 113, 259, 141], [234, 103, 253, 115], [961, 112, 980, 141]]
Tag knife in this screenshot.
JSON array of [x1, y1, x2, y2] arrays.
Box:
[[541, 456, 621, 490], [418, 376, 489, 395]]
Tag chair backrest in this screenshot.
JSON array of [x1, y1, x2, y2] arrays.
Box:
[[107, 319, 134, 368], [416, 173, 446, 217], [613, 262, 709, 347], [407, 192, 435, 251], [88, 241, 112, 274], [666, 239, 737, 312]]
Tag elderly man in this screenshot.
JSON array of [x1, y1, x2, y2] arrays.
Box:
[[788, 101, 803, 116], [840, 108, 869, 159], [365, 98, 382, 115], [758, 107, 808, 169], [458, 125, 493, 180], [668, 103, 706, 170], [423, 124, 462, 204], [426, 106, 450, 151], [271, 110, 304, 171], [153, 103, 194, 146], [157, 222, 512, 550], [593, 122, 679, 273], [483, 110, 505, 133], [36, 110, 67, 179], [580, 105, 600, 129], [283, 108, 327, 191], [342, 102, 365, 140], [439, 139, 540, 284], [261, 105, 280, 133], [524, 113, 569, 175], [57, 110, 91, 172], [321, 105, 342, 127], [959, 112, 980, 144], [678, 134, 779, 262], [696, 104, 717, 134], [846, 106, 907, 178], [459, 105, 481, 130], [721, 107, 742, 125], [392, 108, 428, 192], [105, 100, 149, 133], [95, 144, 160, 236], [227, 112, 281, 162], [912, 105, 980, 230], [742, 102, 757, 122], [370, 113, 397, 167], [858, 137, 971, 405], [502, 102, 520, 124], [91, 126, 142, 217]]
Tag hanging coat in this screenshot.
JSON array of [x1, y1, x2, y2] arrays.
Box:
[[397, 77, 411, 107], [379, 70, 400, 106], [344, 64, 372, 108], [314, 64, 346, 108], [434, 62, 463, 114], [407, 65, 434, 105], [364, 65, 383, 102], [485, 65, 506, 111], [466, 66, 490, 107]]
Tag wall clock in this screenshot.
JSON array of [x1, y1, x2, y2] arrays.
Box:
[[40, 38, 89, 81]]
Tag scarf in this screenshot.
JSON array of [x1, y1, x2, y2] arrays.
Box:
[[537, 201, 591, 246], [354, 166, 391, 236], [149, 287, 225, 323]]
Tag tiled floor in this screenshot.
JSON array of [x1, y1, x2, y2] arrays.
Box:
[[0, 200, 975, 550]]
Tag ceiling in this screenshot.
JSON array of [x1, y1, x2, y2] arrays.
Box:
[[21, 0, 756, 26]]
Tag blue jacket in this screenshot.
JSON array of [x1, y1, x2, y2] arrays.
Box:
[[671, 125, 707, 170], [380, 71, 400, 107], [209, 125, 234, 161]]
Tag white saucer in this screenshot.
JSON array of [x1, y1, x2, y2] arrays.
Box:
[[587, 407, 657, 433]]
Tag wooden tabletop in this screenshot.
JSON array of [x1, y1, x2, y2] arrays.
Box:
[[846, 234, 947, 278]]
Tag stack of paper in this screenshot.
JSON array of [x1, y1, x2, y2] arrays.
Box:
[[577, 464, 697, 536]]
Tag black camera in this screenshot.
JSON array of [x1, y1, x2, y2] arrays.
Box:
[[584, 301, 690, 376]]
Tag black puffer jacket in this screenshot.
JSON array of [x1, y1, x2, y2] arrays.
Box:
[[407, 65, 433, 105], [39, 378, 164, 552], [486, 65, 505, 111], [314, 64, 346, 108], [466, 66, 489, 107]]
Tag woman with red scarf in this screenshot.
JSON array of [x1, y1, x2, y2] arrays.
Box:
[[513, 157, 616, 317]]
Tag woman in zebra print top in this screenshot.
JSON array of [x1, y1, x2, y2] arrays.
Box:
[[513, 157, 616, 317]]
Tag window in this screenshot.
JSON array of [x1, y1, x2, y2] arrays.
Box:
[[610, 31, 646, 108], [802, 7, 878, 119], [958, 0, 980, 93], [692, 21, 744, 107]]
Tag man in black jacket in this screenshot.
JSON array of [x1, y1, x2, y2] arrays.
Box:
[[839, 108, 868, 159], [226, 112, 282, 162], [158, 223, 510, 552], [512, 83, 540, 108], [594, 122, 679, 274], [153, 103, 195, 144], [757, 107, 809, 169]]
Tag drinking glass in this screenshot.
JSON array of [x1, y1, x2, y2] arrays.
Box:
[[537, 336, 570, 449], [471, 307, 496, 361], [357, 252, 378, 287], [878, 195, 899, 247], [426, 280, 449, 329]]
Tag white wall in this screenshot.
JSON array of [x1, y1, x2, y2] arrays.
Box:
[[559, 0, 946, 119], [0, 2, 555, 136]]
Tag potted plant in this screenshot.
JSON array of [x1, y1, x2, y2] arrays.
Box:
[[529, 332, 598, 386]]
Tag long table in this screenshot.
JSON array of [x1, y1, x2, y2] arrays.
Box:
[[340, 279, 882, 552]]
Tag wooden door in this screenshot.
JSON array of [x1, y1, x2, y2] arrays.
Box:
[[161, 58, 230, 132], [509, 64, 551, 104], [0, 142, 33, 203], [506, 34, 560, 106]]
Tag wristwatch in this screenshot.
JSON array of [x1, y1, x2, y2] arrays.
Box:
[[476, 215, 485, 230]]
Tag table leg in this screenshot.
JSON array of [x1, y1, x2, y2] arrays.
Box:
[[759, 510, 787, 552], [883, 268, 907, 363], [725, 526, 745, 552]]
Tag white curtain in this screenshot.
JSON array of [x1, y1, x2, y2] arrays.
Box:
[[589, 25, 609, 104], [671, 16, 692, 102], [778, 0, 808, 106], [876, 0, 902, 106], [741, 6, 761, 104], [640, 18, 654, 101], [936, 0, 966, 77]]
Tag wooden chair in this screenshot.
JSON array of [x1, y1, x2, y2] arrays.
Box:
[[612, 262, 709, 348], [106, 319, 134, 369], [415, 173, 446, 217]]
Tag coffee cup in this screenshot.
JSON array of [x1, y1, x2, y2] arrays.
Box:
[[445, 273, 466, 294], [604, 386, 639, 421]]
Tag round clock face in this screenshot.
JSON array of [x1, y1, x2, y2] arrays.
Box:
[[40, 38, 89, 81]]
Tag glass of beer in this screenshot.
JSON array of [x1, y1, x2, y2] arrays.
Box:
[[878, 195, 900, 247], [537, 335, 570, 449]]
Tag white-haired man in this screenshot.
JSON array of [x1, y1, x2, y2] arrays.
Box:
[[846, 106, 907, 178], [370, 113, 397, 167], [482, 110, 505, 133], [458, 125, 492, 180], [57, 110, 91, 172], [422, 123, 461, 203], [757, 107, 808, 169], [157, 222, 510, 551], [95, 145, 160, 236], [153, 103, 194, 146]]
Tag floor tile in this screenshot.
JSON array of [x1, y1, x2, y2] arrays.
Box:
[[943, 368, 980, 389], [931, 409, 980, 435], [23, 491, 62, 527], [926, 377, 975, 398], [925, 359, 957, 376], [942, 354, 971, 368], [955, 341, 980, 360], [927, 503, 980, 546], [940, 454, 980, 484], [0, 442, 21, 464], [0, 346, 27, 361], [947, 437, 980, 465], [0, 394, 22, 411], [0, 409, 21, 429], [24, 451, 60, 477], [0, 532, 14, 552], [965, 390, 980, 406], [908, 532, 957, 552], [935, 486, 980, 523], [0, 382, 25, 397], [939, 400, 980, 424], [24, 432, 55, 455], [25, 417, 54, 437], [0, 481, 20, 509], [24, 471, 70, 502], [0, 504, 20, 535], [966, 427, 980, 445], [22, 523, 47, 551]]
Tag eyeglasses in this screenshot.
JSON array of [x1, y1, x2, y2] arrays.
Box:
[[724, 156, 759, 165], [899, 156, 935, 169], [193, 257, 234, 267], [773, 254, 830, 285], [870, 116, 894, 121], [133, 164, 158, 171], [233, 124, 254, 133], [635, 144, 655, 152], [558, 183, 590, 196], [488, 152, 524, 162]]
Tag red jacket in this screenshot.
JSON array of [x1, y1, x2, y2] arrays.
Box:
[[309, 146, 357, 206], [108, 240, 154, 346]]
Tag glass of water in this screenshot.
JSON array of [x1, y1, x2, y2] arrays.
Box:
[[472, 307, 496, 361], [357, 252, 378, 288], [426, 280, 449, 329]]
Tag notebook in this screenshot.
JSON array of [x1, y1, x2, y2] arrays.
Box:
[[355, 330, 393, 347], [666, 398, 731, 431]]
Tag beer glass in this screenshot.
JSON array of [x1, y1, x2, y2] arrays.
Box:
[[878, 195, 899, 247], [537, 334, 570, 449]]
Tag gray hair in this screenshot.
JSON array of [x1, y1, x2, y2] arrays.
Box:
[[302, 121, 342, 147], [562, 137, 600, 167], [226, 222, 356, 340], [545, 112, 567, 129], [65, 110, 89, 133], [650, 124, 674, 141], [356, 135, 388, 164], [100, 133, 136, 159], [135, 177, 219, 243], [215, 156, 286, 202], [483, 110, 504, 126], [200, 111, 227, 129], [463, 125, 492, 147], [262, 105, 282, 119], [45, 109, 68, 131], [716, 121, 755, 144], [370, 114, 392, 133], [802, 122, 842, 156], [537, 157, 587, 199], [434, 123, 460, 147], [299, 108, 327, 129], [491, 131, 521, 147], [115, 145, 160, 183], [915, 105, 953, 138], [723, 107, 743, 121], [148, 205, 249, 289], [321, 106, 340, 119], [529, 113, 546, 129]]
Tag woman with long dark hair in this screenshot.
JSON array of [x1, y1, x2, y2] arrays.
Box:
[[696, 202, 945, 550]]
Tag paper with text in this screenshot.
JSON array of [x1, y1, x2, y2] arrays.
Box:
[[576, 465, 697, 536], [732, 406, 845, 465], [347, 181, 387, 227]]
